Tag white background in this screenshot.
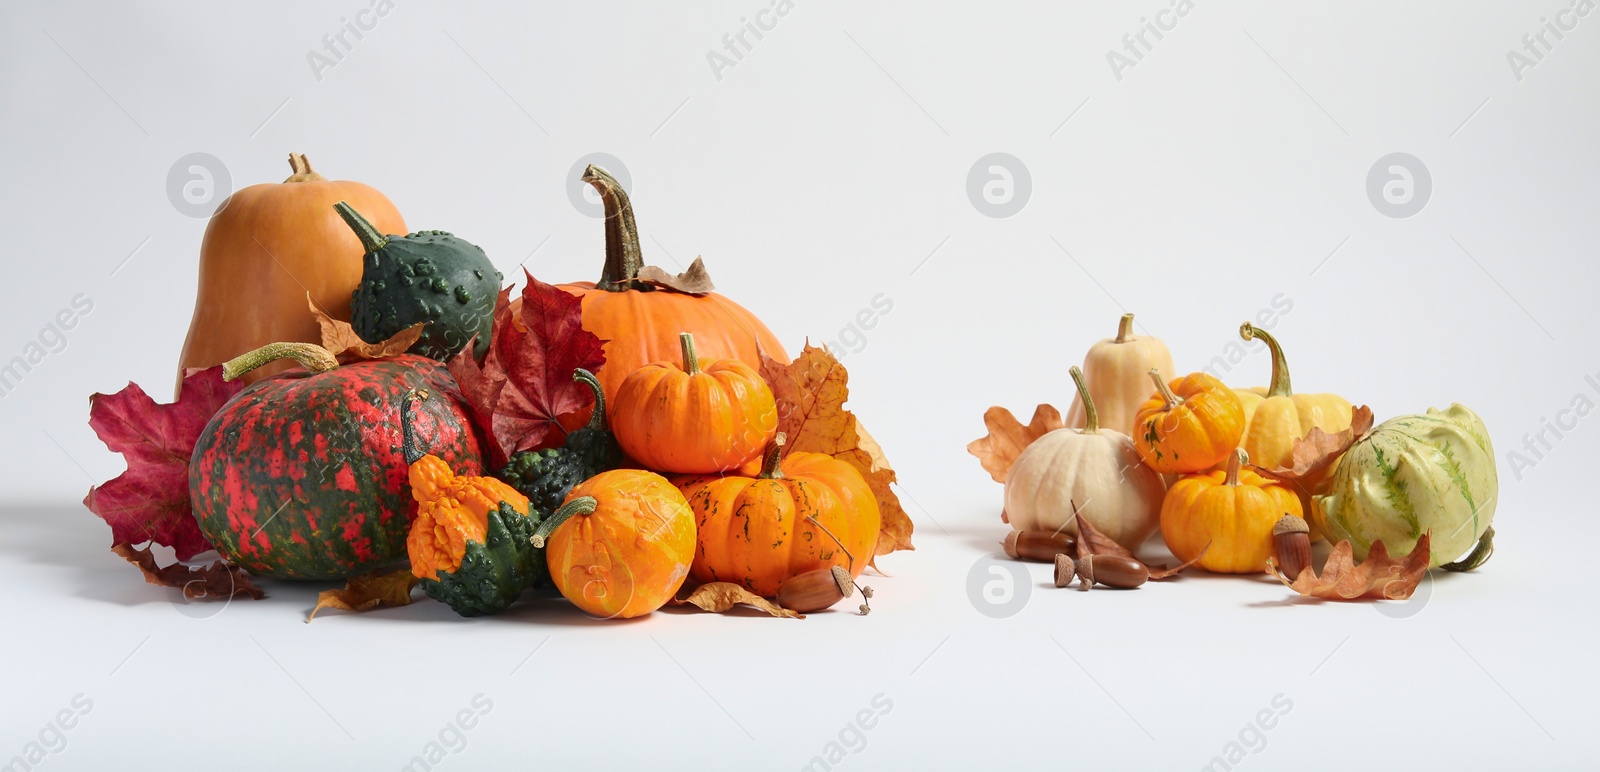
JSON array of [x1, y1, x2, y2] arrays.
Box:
[[2, 1, 1596, 769]]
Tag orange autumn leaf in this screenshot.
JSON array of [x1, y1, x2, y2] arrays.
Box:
[[760, 344, 912, 557], [307, 568, 418, 621], [672, 582, 802, 619], [307, 293, 424, 360], [1259, 406, 1375, 489], [967, 404, 1066, 484], [112, 543, 264, 601], [1266, 533, 1431, 601]]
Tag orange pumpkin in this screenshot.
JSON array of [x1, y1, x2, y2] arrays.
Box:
[[516, 166, 788, 425], [1160, 448, 1303, 573], [533, 469, 696, 619], [176, 153, 406, 395], [611, 332, 778, 474], [1132, 369, 1245, 474], [677, 433, 880, 597]]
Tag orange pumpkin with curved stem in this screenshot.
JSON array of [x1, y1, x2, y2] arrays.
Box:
[[1160, 449, 1303, 573], [1132, 369, 1245, 474], [676, 433, 880, 597], [611, 332, 778, 474], [533, 469, 696, 619]]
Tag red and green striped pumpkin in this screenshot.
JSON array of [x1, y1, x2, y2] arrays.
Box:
[[190, 342, 483, 579]]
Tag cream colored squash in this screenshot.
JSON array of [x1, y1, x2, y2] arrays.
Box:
[[1067, 313, 1176, 438], [1006, 366, 1166, 550]]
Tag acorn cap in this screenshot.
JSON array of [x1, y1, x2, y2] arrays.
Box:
[[1273, 514, 1310, 536]]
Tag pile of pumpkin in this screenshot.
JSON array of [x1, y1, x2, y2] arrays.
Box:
[[970, 313, 1498, 596], [86, 154, 901, 619]]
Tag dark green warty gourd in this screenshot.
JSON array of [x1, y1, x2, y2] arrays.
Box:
[[497, 369, 622, 515]]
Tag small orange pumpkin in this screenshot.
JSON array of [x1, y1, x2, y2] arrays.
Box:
[[1160, 448, 1303, 573], [533, 469, 696, 619], [611, 332, 778, 474], [677, 433, 880, 597], [1132, 369, 1245, 474]]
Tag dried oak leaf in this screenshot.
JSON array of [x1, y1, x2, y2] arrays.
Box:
[[637, 256, 715, 295], [760, 344, 912, 557], [1266, 533, 1430, 601], [449, 272, 607, 467], [112, 543, 263, 601], [967, 405, 1066, 484], [1260, 406, 1375, 496], [672, 582, 802, 619], [307, 568, 418, 621], [84, 367, 243, 560], [307, 292, 424, 360], [1070, 501, 1204, 581]]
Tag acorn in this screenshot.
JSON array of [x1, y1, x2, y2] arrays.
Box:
[[776, 566, 872, 615]]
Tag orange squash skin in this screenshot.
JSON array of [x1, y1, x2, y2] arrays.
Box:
[[611, 335, 778, 474], [177, 154, 405, 394], [405, 454, 531, 581], [544, 470, 696, 619], [677, 449, 880, 597], [1133, 371, 1246, 474], [1160, 451, 1303, 573]]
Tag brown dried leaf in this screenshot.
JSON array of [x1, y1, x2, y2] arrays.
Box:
[[967, 405, 1066, 484], [636, 256, 715, 295], [1262, 406, 1375, 484], [308, 293, 424, 360], [111, 543, 264, 601], [1266, 533, 1431, 601], [307, 568, 418, 621], [672, 583, 802, 619], [760, 344, 912, 557]]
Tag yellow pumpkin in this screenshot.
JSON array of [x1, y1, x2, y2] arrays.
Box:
[[1233, 322, 1353, 472]]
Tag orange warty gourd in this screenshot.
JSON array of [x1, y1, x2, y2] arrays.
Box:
[[677, 433, 880, 597], [611, 332, 778, 474], [533, 469, 696, 619], [1160, 449, 1304, 573], [176, 153, 406, 395], [517, 166, 788, 425], [404, 439, 531, 583], [1132, 369, 1245, 474]]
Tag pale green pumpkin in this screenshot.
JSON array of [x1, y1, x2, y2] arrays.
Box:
[[1314, 404, 1497, 568]]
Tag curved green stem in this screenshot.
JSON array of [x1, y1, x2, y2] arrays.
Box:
[[574, 368, 607, 432], [582, 165, 644, 292], [1441, 526, 1495, 572], [401, 389, 431, 465], [1069, 366, 1099, 434], [333, 201, 388, 253], [1224, 448, 1247, 486], [759, 433, 788, 480], [1239, 322, 1292, 398], [1114, 313, 1134, 344], [1148, 369, 1182, 410], [530, 496, 599, 548], [679, 332, 701, 376], [222, 342, 338, 382]]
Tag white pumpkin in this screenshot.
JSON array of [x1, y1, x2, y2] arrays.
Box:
[[1006, 366, 1166, 550], [1066, 312, 1176, 438]]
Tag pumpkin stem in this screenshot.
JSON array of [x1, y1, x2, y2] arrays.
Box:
[[1069, 366, 1099, 434], [679, 332, 701, 376], [1224, 448, 1248, 486], [1239, 322, 1292, 398], [1114, 313, 1134, 344], [575, 369, 608, 432], [333, 201, 389, 253], [284, 152, 327, 183], [222, 342, 339, 382], [584, 165, 646, 292], [1148, 369, 1182, 410], [530, 496, 599, 548], [1441, 526, 1495, 572], [401, 389, 431, 465], [759, 433, 787, 480]]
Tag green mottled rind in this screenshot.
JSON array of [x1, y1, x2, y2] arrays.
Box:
[[351, 230, 501, 362], [421, 501, 544, 616], [1315, 403, 1497, 567], [497, 424, 621, 515]]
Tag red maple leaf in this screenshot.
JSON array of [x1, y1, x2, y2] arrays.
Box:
[[450, 271, 606, 467], [83, 367, 243, 560]]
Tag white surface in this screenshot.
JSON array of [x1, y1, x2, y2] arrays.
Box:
[[2, 1, 1596, 769]]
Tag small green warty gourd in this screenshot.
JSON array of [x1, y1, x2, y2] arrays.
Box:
[[335, 201, 501, 362], [1314, 404, 1498, 570], [497, 369, 622, 515]]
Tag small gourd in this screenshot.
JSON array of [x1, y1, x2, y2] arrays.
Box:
[[611, 332, 778, 474], [497, 368, 622, 515], [335, 202, 501, 362], [1133, 369, 1246, 474], [1233, 322, 1353, 472], [1160, 448, 1303, 573], [1066, 313, 1176, 438]]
